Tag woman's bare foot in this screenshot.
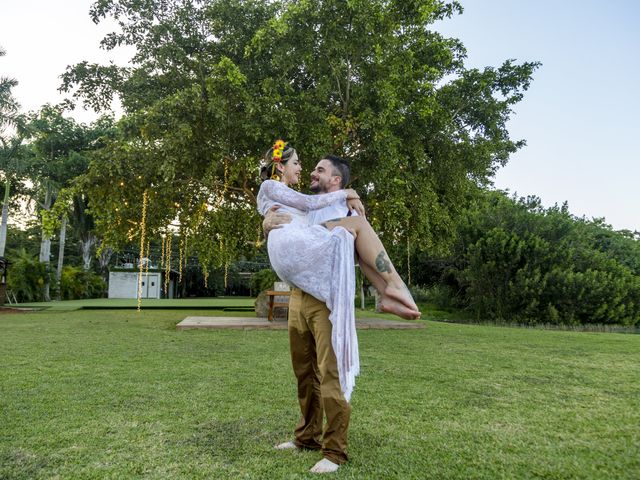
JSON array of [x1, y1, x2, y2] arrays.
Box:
[[384, 284, 420, 313], [380, 295, 421, 320]]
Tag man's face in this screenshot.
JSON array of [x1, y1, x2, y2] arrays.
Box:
[[310, 159, 341, 193]]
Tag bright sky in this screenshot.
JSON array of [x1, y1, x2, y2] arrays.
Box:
[[1, 0, 638, 232], [436, 0, 640, 232]]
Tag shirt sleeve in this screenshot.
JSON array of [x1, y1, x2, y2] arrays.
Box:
[[259, 180, 347, 213]]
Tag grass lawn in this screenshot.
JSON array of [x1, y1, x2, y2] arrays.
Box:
[[1, 306, 639, 479], [13, 297, 257, 311]]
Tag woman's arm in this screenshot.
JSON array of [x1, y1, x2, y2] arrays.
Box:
[[259, 180, 351, 212]]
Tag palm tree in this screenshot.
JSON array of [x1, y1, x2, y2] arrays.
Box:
[[0, 46, 21, 257], [0, 47, 19, 138]]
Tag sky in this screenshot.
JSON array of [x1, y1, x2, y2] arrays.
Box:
[[1, 0, 639, 231]]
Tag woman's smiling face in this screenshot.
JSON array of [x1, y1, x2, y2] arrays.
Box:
[[280, 151, 302, 185]]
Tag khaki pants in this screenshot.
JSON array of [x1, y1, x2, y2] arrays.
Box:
[[288, 288, 351, 464]]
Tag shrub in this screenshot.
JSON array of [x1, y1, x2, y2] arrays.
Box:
[[251, 268, 279, 294], [417, 190, 640, 327], [454, 194, 640, 326], [410, 284, 461, 310], [6, 249, 49, 303], [59, 266, 106, 300]]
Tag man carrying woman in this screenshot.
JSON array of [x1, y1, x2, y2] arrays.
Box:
[[258, 141, 419, 473]]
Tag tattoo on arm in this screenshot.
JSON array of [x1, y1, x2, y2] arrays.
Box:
[[375, 251, 392, 273], [321, 218, 343, 229]]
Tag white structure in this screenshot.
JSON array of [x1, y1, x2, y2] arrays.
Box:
[[108, 269, 175, 299]]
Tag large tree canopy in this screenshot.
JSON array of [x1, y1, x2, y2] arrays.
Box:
[[61, 0, 539, 271]]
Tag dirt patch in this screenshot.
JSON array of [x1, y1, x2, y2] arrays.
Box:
[[0, 307, 31, 314]]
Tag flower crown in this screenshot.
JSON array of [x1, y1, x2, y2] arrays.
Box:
[[272, 139, 286, 163]]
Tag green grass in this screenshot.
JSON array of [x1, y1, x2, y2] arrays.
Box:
[[1, 308, 639, 479], [13, 297, 256, 311]]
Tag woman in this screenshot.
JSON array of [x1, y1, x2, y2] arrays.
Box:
[[257, 140, 420, 400]]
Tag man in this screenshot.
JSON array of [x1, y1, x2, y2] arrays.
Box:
[[264, 155, 360, 474]]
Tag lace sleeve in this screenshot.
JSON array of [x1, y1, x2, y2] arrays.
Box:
[[259, 180, 347, 213]]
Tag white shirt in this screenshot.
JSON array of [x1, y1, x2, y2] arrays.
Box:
[[307, 196, 357, 226]]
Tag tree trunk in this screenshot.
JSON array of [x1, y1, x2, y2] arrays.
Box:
[[39, 185, 53, 302], [55, 217, 67, 300], [81, 233, 96, 270], [0, 178, 10, 257], [98, 242, 113, 282]]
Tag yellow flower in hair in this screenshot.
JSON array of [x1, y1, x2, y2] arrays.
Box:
[[273, 139, 286, 162]]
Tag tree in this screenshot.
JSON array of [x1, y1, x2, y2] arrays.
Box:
[[0, 46, 24, 257], [423, 189, 640, 326], [24, 106, 106, 300], [0, 46, 19, 137], [0, 136, 30, 257], [60, 0, 539, 276]]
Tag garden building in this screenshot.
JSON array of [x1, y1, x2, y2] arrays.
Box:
[[108, 264, 178, 299]]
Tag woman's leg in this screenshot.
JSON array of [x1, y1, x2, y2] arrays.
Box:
[[323, 216, 420, 319], [358, 260, 420, 320]]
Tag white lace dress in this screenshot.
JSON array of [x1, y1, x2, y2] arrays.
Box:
[[257, 180, 359, 401]]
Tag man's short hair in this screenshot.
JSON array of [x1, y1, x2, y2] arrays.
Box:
[[323, 154, 350, 188]]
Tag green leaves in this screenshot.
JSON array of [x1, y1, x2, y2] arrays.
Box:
[[62, 0, 540, 275], [447, 190, 640, 326]]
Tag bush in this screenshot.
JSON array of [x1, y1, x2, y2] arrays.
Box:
[[455, 196, 640, 326], [6, 249, 49, 303], [410, 284, 460, 310], [251, 268, 280, 294], [59, 266, 106, 300], [416, 190, 640, 327]]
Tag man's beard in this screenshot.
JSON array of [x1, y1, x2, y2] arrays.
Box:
[[309, 181, 326, 193]]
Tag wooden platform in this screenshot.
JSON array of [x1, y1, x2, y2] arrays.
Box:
[[176, 316, 425, 330]]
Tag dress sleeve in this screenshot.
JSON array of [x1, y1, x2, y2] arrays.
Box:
[[259, 180, 347, 212]]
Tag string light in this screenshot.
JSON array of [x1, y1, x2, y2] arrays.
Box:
[[224, 159, 229, 193], [183, 234, 188, 272], [137, 189, 148, 312], [164, 232, 172, 296], [160, 234, 166, 270], [178, 236, 184, 284], [220, 237, 228, 292], [145, 239, 150, 276]]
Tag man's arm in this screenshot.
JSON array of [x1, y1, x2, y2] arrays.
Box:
[[262, 205, 293, 237]]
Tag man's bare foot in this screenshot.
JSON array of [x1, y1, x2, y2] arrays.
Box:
[[380, 296, 421, 320], [310, 458, 340, 473], [383, 285, 420, 313], [274, 441, 297, 450]]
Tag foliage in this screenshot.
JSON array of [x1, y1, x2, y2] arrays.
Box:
[[5, 248, 49, 302], [409, 283, 458, 310], [60, 0, 539, 273], [250, 267, 279, 294], [5, 225, 41, 256], [59, 265, 106, 300], [0, 46, 20, 143], [0, 137, 31, 207], [422, 190, 640, 326]]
